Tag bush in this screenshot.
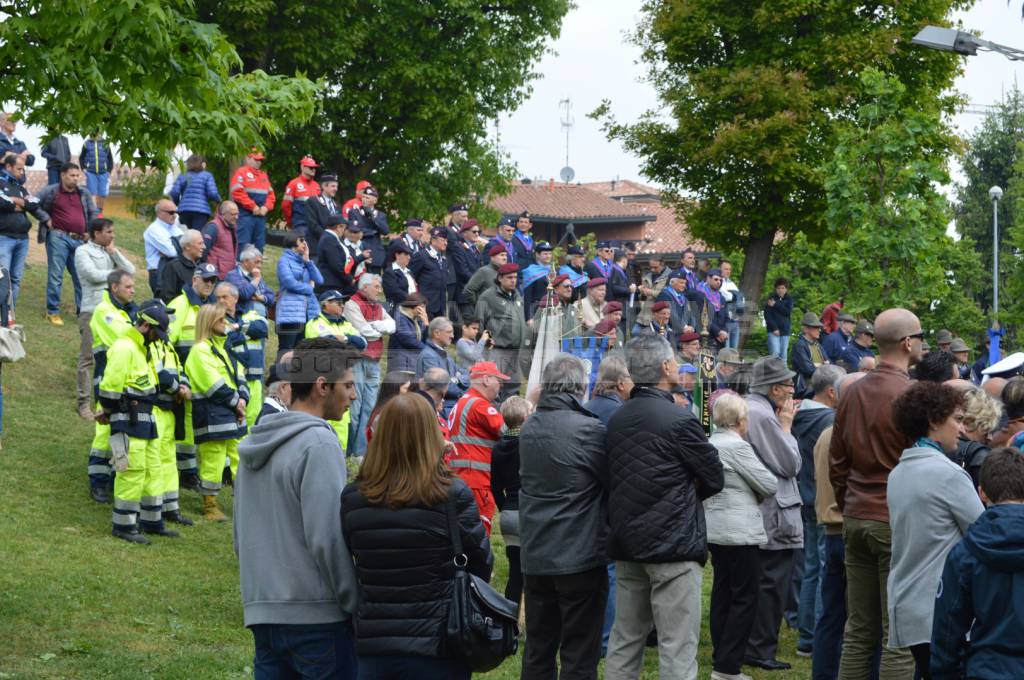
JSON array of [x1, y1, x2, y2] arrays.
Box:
[[122, 169, 167, 218]]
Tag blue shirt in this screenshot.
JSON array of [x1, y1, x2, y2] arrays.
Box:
[[143, 218, 183, 269]]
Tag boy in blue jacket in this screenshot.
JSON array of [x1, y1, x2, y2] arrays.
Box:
[[931, 446, 1024, 679]]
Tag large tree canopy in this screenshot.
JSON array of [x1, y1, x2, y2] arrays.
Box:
[[0, 0, 318, 165], [196, 0, 571, 217], [594, 0, 970, 335]]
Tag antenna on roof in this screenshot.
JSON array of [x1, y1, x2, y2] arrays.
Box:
[[559, 97, 575, 184]]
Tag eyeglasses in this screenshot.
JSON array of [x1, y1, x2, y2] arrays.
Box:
[[903, 332, 925, 341], [470, 229, 480, 234], [779, 382, 796, 390], [160, 208, 178, 215]]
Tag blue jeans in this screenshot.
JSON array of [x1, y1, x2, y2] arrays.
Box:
[[47, 167, 60, 186], [798, 514, 825, 649], [357, 655, 469, 680], [86, 171, 109, 197], [602, 562, 616, 655], [767, 332, 790, 361], [349, 358, 380, 456], [238, 210, 267, 253], [813, 533, 846, 680], [0, 235, 28, 311], [251, 621, 357, 680], [726, 320, 740, 348], [45, 230, 83, 314]]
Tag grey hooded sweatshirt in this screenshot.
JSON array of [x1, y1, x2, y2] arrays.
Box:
[[234, 410, 359, 627]]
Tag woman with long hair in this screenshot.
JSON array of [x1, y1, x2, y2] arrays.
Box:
[[184, 303, 248, 521], [365, 370, 413, 444], [169, 154, 222, 230], [341, 394, 492, 679]]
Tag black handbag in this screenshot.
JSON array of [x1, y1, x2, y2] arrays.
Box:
[[442, 492, 519, 672]]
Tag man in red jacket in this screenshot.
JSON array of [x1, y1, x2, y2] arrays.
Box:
[[230, 148, 275, 253], [446, 361, 507, 535], [201, 201, 239, 279], [282, 155, 321, 239]]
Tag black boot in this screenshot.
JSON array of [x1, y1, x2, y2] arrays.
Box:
[[222, 466, 233, 487], [141, 525, 180, 538], [90, 484, 111, 504], [179, 471, 200, 492], [112, 527, 151, 545], [164, 511, 194, 526]]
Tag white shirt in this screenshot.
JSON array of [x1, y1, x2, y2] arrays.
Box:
[[391, 261, 417, 293], [143, 218, 183, 269], [721, 277, 740, 303]]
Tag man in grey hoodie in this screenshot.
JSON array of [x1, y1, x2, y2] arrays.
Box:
[[235, 337, 360, 679]]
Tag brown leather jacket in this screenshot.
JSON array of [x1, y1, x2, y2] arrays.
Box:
[[828, 361, 912, 523]]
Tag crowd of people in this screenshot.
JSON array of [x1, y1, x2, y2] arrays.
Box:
[[2, 135, 1024, 680]]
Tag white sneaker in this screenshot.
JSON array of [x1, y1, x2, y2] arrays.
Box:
[[710, 671, 753, 680]]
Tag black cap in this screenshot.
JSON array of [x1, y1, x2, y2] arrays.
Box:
[[596, 241, 611, 249], [567, 245, 584, 255], [326, 213, 347, 227], [405, 218, 423, 228], [498, 216, 514, 227], [536, 241, 553, 252], [345, 221, 364, 233], [320, 174, 338, 184], [195, 262, 219, 280], [449, 202, 468, 213], [519, 210, 531, 219], [137, 299, 170, 341], [392, 241, 413, 255], [265, 362, 282, 387], [430, 226, 448, 239], [361, 186, 378, 197]]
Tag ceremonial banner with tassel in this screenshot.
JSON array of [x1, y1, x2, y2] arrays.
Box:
[[696, 305, 714, 436]]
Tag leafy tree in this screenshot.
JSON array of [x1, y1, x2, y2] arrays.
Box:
[[954, 87, 1024, 315], [768, 70, 985, 338], [196, 0, 571, 219], [593, 0, 969, 342], [0, 0, 318, 165]]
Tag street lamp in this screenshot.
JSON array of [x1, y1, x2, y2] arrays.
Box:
[[990, 185, 1003, 317], [912, 26, 1024, 61]]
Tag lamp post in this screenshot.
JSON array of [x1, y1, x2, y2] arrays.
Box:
[[912, 26, 1024, 61], [990, 185, 1003, 317]]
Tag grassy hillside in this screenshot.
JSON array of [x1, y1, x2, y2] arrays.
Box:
[[0, 217, 810, 679]]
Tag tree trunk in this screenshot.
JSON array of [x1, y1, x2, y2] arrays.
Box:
[[738, 229, 776, 349]]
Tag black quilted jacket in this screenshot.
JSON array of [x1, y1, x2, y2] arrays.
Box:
[[605, 387, 724, 564]]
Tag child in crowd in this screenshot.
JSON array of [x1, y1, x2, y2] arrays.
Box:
[[490, 396, 533, 607], [455, 316, 490, 382], [931, 447, 1024, 679]]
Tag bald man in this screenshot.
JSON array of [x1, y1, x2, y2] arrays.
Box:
[[829, 308, 922, 679], [983, 376, 1007, 401]]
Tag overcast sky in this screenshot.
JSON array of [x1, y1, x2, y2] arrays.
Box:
[[7, 0, 1024, 190]]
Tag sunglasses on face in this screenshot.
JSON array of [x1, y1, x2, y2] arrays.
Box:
[[903, 332, 925, 341]]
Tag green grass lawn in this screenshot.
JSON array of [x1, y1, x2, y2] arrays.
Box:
[[0, 217, 810, 679]]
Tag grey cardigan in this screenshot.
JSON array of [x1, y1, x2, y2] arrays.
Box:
[[886, 445, 984, 647], [705, 430, 779, 546], [746, 393, 804, 550], [74, 241, 136, 313]]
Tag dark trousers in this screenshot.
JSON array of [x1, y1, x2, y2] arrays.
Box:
[[358, 654, 469, 680], [522, 566, 608, 680], [813, 533, 847, 680], [251, 621, 357, 680], [276, 323, 304, 356], [178, 210, 210, 231], [910, 644, 930, 680], [710, 544, 762, 675], [505, 545, 524, 604], [747, 547, 798, 662]]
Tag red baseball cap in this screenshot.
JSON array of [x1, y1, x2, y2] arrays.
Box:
[[247, 147, 265, 161], [299, 155, 319, 168], [470, 361, 510, 381]]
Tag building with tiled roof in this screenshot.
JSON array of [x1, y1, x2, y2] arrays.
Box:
[[580, 180, 707, 255]]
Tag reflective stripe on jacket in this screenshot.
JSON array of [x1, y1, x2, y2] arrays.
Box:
[[445, 389, 504, 489], [98, 327, 158, 439], [185, 335, 249, 443]]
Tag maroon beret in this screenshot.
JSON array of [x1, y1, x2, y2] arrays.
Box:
[[587, 277, 607, 289], [488, 244, 507, 257], [552, 274, 570, 287], [651, 301, 670, 313], [594, 319, 618, 336], [497, 263, 519, 276], [602, 301, 623, 314], [678, 331, 701, 344], [460, 219, 479, 233]]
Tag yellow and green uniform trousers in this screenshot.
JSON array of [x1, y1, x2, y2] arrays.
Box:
[[227, 310, 268, 436], [168, 286, 209, 478], [99, 328, 162, 533], [152, 338, 186, 513], [185, 336, 248, 497], [87, 291, 136, 491]]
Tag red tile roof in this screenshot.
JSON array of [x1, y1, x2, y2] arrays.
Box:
[[580, 181, 707, 254], [579, 179, 661, 200], [488, 181, 655, 221]]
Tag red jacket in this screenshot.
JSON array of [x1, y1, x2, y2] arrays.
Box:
[[230, 165, 276, 214], [445, 388, 504, 489], [821, 301, 843, 335], [349, 290, 386, 361], [282, 176, 320, 227]]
